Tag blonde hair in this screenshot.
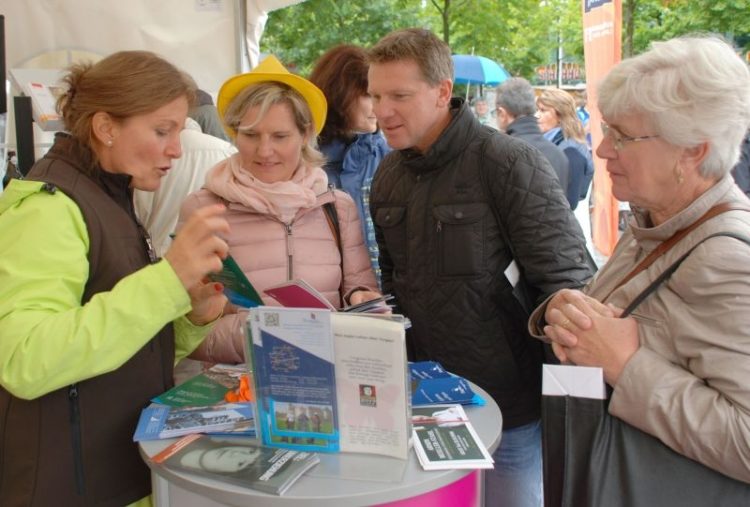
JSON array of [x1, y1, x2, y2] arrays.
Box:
[[537, 88, 586, 144], [223, 82, 325, 168]]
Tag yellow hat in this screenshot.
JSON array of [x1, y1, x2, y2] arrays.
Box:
[[217, 55, 327, 135]]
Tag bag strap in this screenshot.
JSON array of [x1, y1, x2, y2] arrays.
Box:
[[621, 231, 750, 317], [322, 199, 344, 308], [603, 203, 750, 303]]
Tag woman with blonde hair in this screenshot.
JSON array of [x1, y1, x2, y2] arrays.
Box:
[[179, 56, 379, 364], [537, 88, 594, 208]]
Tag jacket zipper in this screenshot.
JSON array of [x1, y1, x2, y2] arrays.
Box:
[[285, 222, 294, 280], [68, 383, 86, 495]]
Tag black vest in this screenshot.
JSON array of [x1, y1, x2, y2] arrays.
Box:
[[0, 134, 175, 506]]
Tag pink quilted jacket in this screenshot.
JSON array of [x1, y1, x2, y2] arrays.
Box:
[[178, 187, 378, 363]]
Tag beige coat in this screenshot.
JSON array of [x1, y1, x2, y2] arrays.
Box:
[[531, 175, 750, 483]]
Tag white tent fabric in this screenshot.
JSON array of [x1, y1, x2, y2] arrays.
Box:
[[2, 0, 304, 92]]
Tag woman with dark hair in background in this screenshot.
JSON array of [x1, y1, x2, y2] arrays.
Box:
[[310, 44, 390, 283]]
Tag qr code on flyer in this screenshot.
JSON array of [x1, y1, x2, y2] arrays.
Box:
[[264, 312, 280, 327]]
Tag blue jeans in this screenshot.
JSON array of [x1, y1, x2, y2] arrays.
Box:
[[484, 419, 542, 507]]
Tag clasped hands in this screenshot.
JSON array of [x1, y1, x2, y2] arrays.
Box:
[[543, 289, 640, 385]]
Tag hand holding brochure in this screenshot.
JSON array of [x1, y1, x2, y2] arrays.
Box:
[[150, 434, 319, 495], [411, 405, 494, 470], [207, 255, 263, 308]]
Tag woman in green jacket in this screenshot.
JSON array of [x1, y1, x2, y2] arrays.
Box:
[[0, 51, 230, 506]]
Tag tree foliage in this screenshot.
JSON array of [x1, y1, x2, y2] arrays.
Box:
[[261, 0, 424, 76], [261, 0, 749, 81], [631, 0, 750, 55]]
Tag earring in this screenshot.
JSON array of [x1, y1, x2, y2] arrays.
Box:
[[106, 139, 113, 147], [674, 165, 684, 184]]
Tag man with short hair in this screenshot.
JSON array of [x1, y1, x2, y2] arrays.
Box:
[[496, 77, 571, 205], [367, 28, 594, 506]]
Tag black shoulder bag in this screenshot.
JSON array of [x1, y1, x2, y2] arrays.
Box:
[[542, 203, 750, 507]]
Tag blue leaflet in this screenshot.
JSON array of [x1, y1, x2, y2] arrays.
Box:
[[409, 361, 485, 406]]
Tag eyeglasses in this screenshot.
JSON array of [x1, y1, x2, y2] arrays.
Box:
[[601, 122, 659, 151]]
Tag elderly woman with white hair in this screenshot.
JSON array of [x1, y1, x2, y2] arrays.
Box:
[[530, 34, 750, 486]]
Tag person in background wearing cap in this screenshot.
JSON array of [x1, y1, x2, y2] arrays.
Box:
[[178, 55, 380, 364], [0, 51, 229, 507]]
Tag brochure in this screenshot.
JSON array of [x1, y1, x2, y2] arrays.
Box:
[[249, 307, 341, 453], [247, 308, 411, 460], [411, 376, 477, 406], [409, 361, 484, 406], [409, 361, 450, 380], [152, 364, 247, 408], [332, 312, 410, 459], [264, 279, 334, 310], [263, 279, 393, 313], [411, 404, 494, 470], [151, 434, 319, 496], [133, 403, 255, 441], [208, 254, 263, 308]]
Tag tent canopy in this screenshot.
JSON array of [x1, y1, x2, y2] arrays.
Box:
[[1, 0, 305, 92]]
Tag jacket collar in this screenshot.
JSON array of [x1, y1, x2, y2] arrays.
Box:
[[400, 98, 482, 175], [630, 174, 736, 249], [506, 115, 544, 137], [47, 133, 133, 210]]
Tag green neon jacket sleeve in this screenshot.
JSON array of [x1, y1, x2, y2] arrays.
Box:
[[0, 180, 209, 400]]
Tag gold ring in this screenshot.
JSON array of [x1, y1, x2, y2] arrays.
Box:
[[560, 318, 571, 329]]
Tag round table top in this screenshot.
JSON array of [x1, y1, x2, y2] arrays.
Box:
[[140, 383, 502, 507]]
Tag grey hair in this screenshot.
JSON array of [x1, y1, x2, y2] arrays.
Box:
[[495, 77, 537, 118], [224, 82, 325, 168], [598, 35, 750, 178]]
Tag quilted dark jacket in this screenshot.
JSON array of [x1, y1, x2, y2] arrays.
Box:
[[371, 99, 594, 428]]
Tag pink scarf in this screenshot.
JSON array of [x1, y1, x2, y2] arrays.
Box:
[[204, 153, 328, 223]]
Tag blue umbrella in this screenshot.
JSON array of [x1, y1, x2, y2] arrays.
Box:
[[452, 55, 510, 85]]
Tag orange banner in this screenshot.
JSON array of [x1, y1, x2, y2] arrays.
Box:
[[582, 0, 621, 256]]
